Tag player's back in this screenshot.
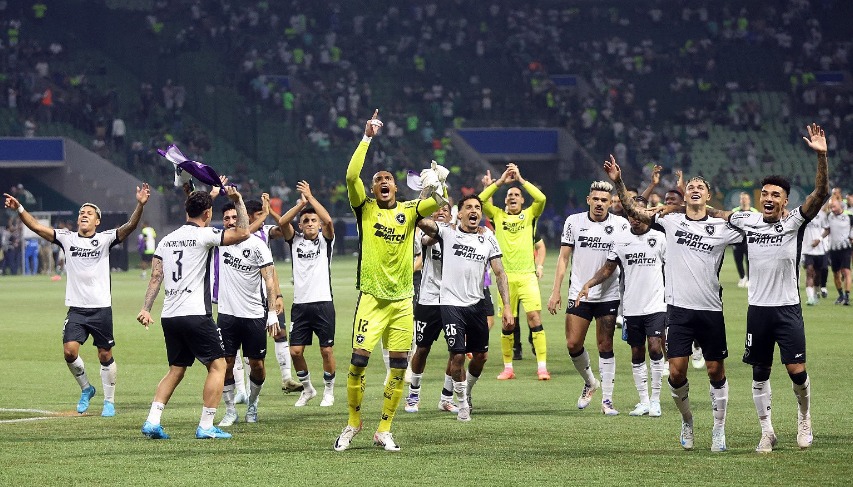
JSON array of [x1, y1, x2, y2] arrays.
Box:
[[156, 223, 223, 318]]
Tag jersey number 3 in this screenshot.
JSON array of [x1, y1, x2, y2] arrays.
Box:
[[172, 250, 184, 282]]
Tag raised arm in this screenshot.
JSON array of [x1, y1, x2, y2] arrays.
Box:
[[675, 169, 685, 196], [3, 192, 55, 241], [800, 123, 830, 220], [575, 261, 618, 306], [547, 245, 573, 315], [137, 256, 164, 329], [247, 193, 271, 235], [117, 183, 151, 242], [490, 257, 514, 328], [478, 166, 513, 218], [346, 109, 383, 208], [222, 187, 251, 245], [641, 165, 662, 201], [298, 180, 335, 240], [603, 155, 653, 225], [278, 194, 308, 241], [513, 164, 546, 216]]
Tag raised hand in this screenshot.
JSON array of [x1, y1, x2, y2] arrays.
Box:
[[496, 166, 514, 185], [3, 193, 21, 210], [603, 154, 622, 182], [210, 176, 228, 198], [296, 180, 313, 199], [136, 182, 151, 205], [803, 123, 827, 153], [507, 162, 525, 184], [364, 109, 383, 138], [651, 165, 662, 185], [481, 170, 493, 187], [225, 186, 242, 202], [261, 192, 270, 213]]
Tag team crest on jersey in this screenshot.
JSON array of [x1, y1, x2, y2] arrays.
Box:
[[242, 249, 251, 258], [355, 334, 365, 344], [648, 237, 657, 248], [518, 213, 525, 220], [396, 213, 406, 225], [705, 225, 715, 236], [605, 225, 613, 234], [213, 228, 221, 234], [448, 337, 456, 347], [478, 235, 485, 243], [774, 223, 784, 233], [91, 239, 99, 247]]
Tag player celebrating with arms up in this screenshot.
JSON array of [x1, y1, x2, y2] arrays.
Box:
[[703, 124, 828, 452], [4, 184, 150, 417], [333, 110, 439, 452], [278, 180, 338, 408], [479, 164, 549, 380], [138, 187, 251, 440]]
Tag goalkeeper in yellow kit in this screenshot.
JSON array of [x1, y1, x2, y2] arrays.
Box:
[[479, 163, 550, 380], [333, 110, 439, 452]]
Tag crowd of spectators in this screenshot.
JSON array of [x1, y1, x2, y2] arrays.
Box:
[[1, 0, 851, 230]]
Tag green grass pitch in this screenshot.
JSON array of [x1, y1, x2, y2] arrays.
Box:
[[0, 249, 851, 485]]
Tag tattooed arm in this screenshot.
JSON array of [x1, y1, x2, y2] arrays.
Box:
[[137, 257, 164, 328], [603, 155, 653, 224]]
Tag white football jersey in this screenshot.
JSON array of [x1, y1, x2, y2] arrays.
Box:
[[155, 223, 223, 318], [288, 232, 334, 303], [437, 224, 501, 307], [53, 228, 119, 308], [217, 235, 274, 318], [802, 210, 828, 256], [826, 211, 853, 250], [418, 236, 442, 306], [653, 213, 743, 311], [607, 228, 667, 316], [729, 207, 809, 306], [561, 212, 629, 301]]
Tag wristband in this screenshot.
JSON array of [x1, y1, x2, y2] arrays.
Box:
[[17, 206, 24, 214], [362, 134, 372, 143]]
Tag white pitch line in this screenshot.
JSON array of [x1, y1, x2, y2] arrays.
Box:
[[0, 407, 78, 424]]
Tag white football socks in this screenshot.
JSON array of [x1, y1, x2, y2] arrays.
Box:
[[67, 356, 90, 390], [100, 360, 117, 403]]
